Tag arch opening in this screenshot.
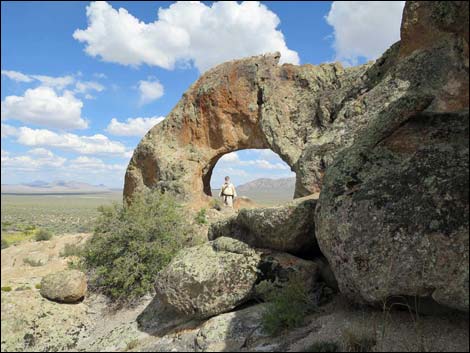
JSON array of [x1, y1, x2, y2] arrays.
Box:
[[205, 149, 296, 206]]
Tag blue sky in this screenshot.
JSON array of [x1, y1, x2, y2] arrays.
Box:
[[1, 1, 404, 188]]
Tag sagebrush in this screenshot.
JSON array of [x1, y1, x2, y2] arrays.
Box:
[[60, 243, 83, 258], [342, 326, 377, 352], [35, 229, 53, 241], [304, 341, 340, 352], [1, 237, 9, 249], [195, 208, 207, 224], [260, 276, 317, 335], [78, 190, 190, 302]]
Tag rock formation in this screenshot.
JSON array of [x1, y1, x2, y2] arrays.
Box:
[[315, 1, 469, 311], [208, 196, 317, 255], [124, 44, 377, 202], [155, 237, 261, 319], [124, 1, 468, 205], [130, 0, 468, 313], [154, 236, 320, 319]]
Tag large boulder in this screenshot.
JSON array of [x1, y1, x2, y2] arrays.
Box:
[[154, 237, 262, 319], [208, 196, 318, 255], [315, 108, 469, 311], [154, 237, 320, 319], [315, 1, 469, 312], [40, 270, 87, 303]]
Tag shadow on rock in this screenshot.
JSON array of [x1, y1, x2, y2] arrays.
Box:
[[137, 296, 202, 337]]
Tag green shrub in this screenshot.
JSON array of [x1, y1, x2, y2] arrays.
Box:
[[210, 198, 222, 211], [60, 243, 83, 258], [261, 276, 317, 335], [35, 229, 53, 241], [304, 342, 340, 352], [195, 208, 207, 225], [79, 189, 189, 302], [1, 237, 9, 249], [35, 283, 42, 289], [1, 286, 12, 292], [23, 225, 36, 235], [342, 327, 377, 352], [23, 257, 45, 267]]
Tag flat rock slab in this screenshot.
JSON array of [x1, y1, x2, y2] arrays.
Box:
[[209, 196, 318, 255]]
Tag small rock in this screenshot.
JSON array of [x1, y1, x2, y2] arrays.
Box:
[[40, 270, 87, 303]]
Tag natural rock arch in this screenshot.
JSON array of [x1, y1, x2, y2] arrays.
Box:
[[124, 53, 373, 203], [124, 0, 468, 204]]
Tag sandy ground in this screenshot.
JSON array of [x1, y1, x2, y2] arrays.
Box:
[[1, 233, 90, 288], [1, 230, 468, 352]]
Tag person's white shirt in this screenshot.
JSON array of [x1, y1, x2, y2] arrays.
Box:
[[219, 182, 237, 197]]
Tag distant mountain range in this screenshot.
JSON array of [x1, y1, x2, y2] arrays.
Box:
[[236, 177, 295, 194], [2, 177, 296, 202], [1, 180, 121, 194]]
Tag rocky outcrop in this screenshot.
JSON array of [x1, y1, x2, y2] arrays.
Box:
[[155, 237, 261, 319], [131, 0, 468, 313], [315, 1, 469, 312], [154, 236, 320, 319], [124, 1, 468, 205], [315, 109, 469, 312], [40, 270, 87, 303], [208, 196, 317, 255], [124, 51, 376, 203]]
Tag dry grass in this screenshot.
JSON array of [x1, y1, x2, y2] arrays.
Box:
[[342, 324, 377, 352]]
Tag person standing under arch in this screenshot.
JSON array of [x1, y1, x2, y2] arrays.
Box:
[[219, 176, 237, 208]]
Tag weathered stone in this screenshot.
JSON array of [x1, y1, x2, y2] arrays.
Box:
[[40, 270, 87, 303], [314, 257, 339, 291], [259, 250, 319, 287], [123, 55, 372, 203], [124, 1, 468, 205], [313, 1, 469, 312], [315, 109, 469, 312], [154, 237, 262, 319], [208, 196, 317, 255], [195, 304, 269, 352]]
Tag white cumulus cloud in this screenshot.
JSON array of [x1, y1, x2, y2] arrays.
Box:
[[219, 152, 240, 162], [138, 80, 164, 105], [326, 1, 405, 66], [73, 1, 299, 72], [1, 86, 88, 129], [1, 149, 66, 171], [30, 74, 75, 90], [69, 156, 126, 172], [1, 123, 18, 138], [2, 70, 75, 89], [1, 70, 34, 82], [14, 126, 131, 157], [106, 116, 165, 136], [2, 69, 106, 98], [74, 80, 105, 95], [27, 147, 55, 157], [218, 151, 289, 170]]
